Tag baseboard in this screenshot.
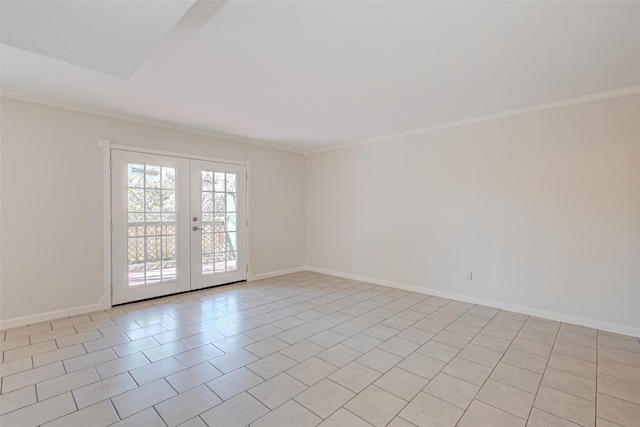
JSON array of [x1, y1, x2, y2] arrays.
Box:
[[252, 266, 307, 281], [306, 266, 640, 338], [0, 266, 308, 329], [99, 295, 112, 310], [3, 266, 636, 338], [0, 301, 106, 330]]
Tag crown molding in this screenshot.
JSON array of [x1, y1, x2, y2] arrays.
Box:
[[0, 91, 306, 155], [305, 85, 640, 157], [4, 84, 639, 157]]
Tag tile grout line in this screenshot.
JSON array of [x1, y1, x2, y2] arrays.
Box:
[[453, 309, 528, 425], [527, 322, 614, 426], [596, 373, 640, 406], [239, 289, 419, 423], [205, 283, 440, 426], [3, 280, 426, 423], [523, 318, 561, 424], [1, 273, 639, 426]]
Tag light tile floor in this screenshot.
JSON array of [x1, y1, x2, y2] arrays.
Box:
[[1, 272, 639, 427]]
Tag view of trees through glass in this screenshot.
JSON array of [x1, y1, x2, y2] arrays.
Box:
[[126, 164, 239, 286], [127, 164, 177, 286], [201, 171, 238, 275]]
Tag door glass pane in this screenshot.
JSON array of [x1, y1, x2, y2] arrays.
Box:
[[214, 233, 226, 253], [226, 174, 236, 192], [162, 191, 175, 212], [214, 193, 225, 213], [146, 261, 162, 283], [226, 213, 236, 232], [128, 164, 144, 187], [162, 167, 176, 189], [226, 251, 237, 272], [128, 189, 144, 212], [227, 232, 237, 251], [146, 189, 161, 212], [214, 172, 225, 191], [202, 192, 213, 212], [202, 255, 214, 275], [201, 171, 238, 275], [127, 163, 177, 286], [145, 165, 161, 188], [146, 213, 160, 222], [226, 193, 236, 212]]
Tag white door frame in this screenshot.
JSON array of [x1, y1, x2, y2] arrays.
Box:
[[100, 140, 253, 309]]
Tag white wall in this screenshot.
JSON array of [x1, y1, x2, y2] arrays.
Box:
[[307, 94, 640, 335], [0, 98, 306, 325], [2, 93, 639, 335]]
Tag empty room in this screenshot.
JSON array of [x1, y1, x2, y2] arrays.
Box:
[[1, 1, 639, 426]]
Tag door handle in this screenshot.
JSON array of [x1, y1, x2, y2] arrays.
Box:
[[192, 226, 202, 231]]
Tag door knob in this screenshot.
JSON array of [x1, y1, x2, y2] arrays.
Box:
[[192, 226, 202, 231]]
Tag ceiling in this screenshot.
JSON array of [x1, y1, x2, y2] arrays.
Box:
[[2, 1, 639, 152]]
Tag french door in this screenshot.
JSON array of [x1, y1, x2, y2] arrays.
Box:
[[190, 160, 247, 290], [111, 150, 247, 305]]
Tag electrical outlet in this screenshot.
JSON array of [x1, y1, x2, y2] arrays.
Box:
[[466, 272, 473, 281]]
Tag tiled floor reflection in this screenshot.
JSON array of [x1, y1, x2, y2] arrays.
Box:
[[1, 272, 639, 426]]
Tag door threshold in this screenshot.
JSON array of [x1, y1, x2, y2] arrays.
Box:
[[112, 280, 247, 307]]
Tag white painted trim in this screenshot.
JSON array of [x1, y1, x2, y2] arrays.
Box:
[[111, 144, 251, 166], [100, 139, 113, 311], [8, 87, 640, 157], [246, 161, 253, 280], [305, 85, 640, 156], [252, 266, 307, 281], [1, 93, 306, 155], [108, 147, 251, 296], [305, 266, 640, 338], [0, 101, 3, 325], [3, 262, 635, 336], [0, 302, 106, 330]]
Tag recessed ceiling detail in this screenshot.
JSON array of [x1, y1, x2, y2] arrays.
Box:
[[1, 1, 639, 151], [1, 0, 196, 78]]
